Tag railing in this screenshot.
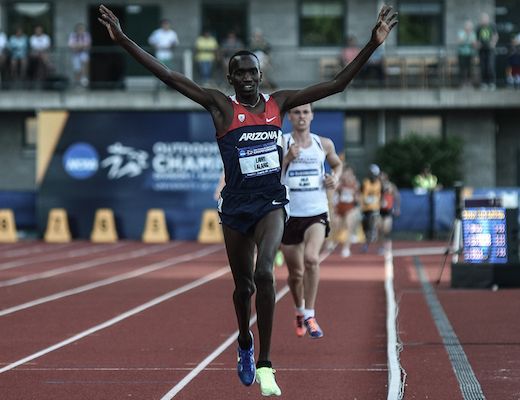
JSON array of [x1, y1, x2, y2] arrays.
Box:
[[0, 44, 511, 91]]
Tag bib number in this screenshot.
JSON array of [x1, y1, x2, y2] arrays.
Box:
[[238, 143, 280, 178], [287, 169, 320, 191]]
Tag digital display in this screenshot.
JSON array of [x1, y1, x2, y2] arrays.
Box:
[[462, 207, 508, 263]]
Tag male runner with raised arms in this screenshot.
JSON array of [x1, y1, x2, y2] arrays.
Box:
[[98, 5, 397, 396]]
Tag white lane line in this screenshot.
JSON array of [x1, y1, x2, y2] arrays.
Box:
[[385, 241, 406, 400], [0, 244, 223, 317], [0, 242, 129, 271], [0, 242, 73, 258], [0, 265, 230, 374], [160, 285, 291, 400], [161, 248, 333, 399], [391, 246, 446, 257], [19, 366, 387, 372], [0, 242, 181, 287]]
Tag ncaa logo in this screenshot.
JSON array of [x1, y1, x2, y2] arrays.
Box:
[[63, 142, 99, 180], [239, 150, 246, 157]]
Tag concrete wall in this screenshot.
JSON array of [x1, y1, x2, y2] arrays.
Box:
[[446, 110, 496, 188], [496, 111, 520, 187]]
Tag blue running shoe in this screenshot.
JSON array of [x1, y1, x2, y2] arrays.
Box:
[[237, 331, 256, 386], [304, 317, 323, 338]]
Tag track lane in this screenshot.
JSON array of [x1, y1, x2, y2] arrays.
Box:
[[0, 243, 224, 314], [0, 242, 391, 400]]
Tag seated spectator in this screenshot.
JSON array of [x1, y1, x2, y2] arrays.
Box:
[[8, 27, 28, 81], [341, 35, 361, 67], [506, 34, 520, 89], [29, 25, 53, 82], [68, 23, 92, 88]]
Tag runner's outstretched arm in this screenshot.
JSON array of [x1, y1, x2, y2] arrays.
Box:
[[98, 5, 230, 119]]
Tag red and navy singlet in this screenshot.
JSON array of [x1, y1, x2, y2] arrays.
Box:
[[216, 93, 283, 191], [216, 94, 289, 234]]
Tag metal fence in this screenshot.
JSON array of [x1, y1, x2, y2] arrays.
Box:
[[0, 44, 511, 91]]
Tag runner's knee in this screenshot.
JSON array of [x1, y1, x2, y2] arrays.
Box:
[[234, 280, 255, 300]]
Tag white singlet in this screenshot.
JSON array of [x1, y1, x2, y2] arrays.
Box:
[[281, 133, 329, 217]]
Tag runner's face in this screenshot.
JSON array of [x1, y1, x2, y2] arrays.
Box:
[[228, 55, 262, 95], [288, 104, 314, 131]]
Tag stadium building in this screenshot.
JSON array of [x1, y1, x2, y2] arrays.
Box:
[[0, 0, 518, 238]]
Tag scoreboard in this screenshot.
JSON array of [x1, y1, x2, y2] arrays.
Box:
[[462, 207, 508, 264]]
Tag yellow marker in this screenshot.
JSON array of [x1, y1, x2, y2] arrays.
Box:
[[44, 208, 72, 242], [90, 208, 118, 243], [142, 209, 170, 243], [0, 209, 18, 243], [197, 209, 223, 243]]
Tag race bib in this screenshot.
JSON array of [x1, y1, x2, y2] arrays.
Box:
[[366, 195, 378, 204], [287, 169, 320, 191], [238, 143, 280, 178], [340, 189, 354, 203]]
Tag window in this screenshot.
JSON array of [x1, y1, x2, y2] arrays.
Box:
[[400, 115, 443, 138], [24, 115, 38, 147], [6, 2, 53, 38], [397, 1, 443, 46], [300, 1, 344, 46], [344, 115, 363, 145]]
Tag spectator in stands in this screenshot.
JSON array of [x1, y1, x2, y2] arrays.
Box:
[[476, 12, 499, 90], [341, 35, 362, 87], [506, 34, 520, 90], [8, 27, 29, 82], [248, 28, 276, 89], [220, 30, 244, 84], [341, 35, 361, 67], [29, 25, 53, 83], [68, 23, 92, 88], [457, 20, 477, 88], [148, 19, 179, 69], [194, 28, 219, 86], [412, 164, 442, 194]]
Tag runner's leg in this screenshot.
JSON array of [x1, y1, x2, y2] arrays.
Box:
[[253, 208, 285, 364]]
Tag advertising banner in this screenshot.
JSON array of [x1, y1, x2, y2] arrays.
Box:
[[37, 110, 345, 239]]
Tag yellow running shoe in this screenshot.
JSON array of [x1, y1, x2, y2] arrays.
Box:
[[256, 367, 281, 396], [274, 250, 284, 267]]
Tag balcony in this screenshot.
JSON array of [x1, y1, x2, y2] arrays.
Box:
[[1, 44, 519, 111]]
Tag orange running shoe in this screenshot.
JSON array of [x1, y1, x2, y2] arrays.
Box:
[[294, 313, 306, 338]]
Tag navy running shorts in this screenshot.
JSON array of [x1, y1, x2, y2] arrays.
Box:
[[218, 184, 290, 235], [281, 212, 330, 245]]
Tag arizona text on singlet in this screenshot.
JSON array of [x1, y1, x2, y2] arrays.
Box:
[[281, 133, 329, 217]]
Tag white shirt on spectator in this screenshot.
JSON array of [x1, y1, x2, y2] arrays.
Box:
[[148, 28, 179, 60], [30, 33, 51, 52]]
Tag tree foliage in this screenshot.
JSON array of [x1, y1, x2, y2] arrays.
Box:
[[375, 134, 464, 189]]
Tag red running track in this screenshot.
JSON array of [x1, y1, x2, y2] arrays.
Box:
[[1, 239, 518, 399], [0, 240, 388, 400]]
